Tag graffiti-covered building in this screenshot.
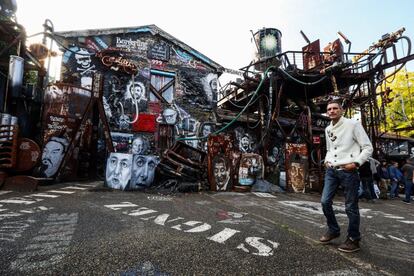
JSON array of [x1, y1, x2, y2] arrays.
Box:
[[47, 25, 224, 188]]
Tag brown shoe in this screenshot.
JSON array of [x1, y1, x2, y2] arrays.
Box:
[[319, 232, 340, 244], [338, 238, 360, 253]]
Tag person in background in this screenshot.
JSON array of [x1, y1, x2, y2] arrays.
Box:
[[401, 157, 414, 204], [358, 161, 375, 203], [388, 161, 402, 199], [320, 100, 373, 253], [377, 160, 390, 199]]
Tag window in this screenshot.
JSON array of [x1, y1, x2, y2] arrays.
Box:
[[150, 70, 175, 104]]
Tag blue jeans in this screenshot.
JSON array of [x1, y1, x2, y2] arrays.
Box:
[[321, 168, 361, 241], [404, 178, 413, 202], [390, 181, 399, 198]]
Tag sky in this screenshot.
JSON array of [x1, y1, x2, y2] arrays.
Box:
[[15, 0, 414, 74]]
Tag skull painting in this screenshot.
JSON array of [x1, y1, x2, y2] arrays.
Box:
[[75, 48, 93, 72]]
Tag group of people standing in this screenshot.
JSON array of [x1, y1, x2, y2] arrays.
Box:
[[374, 158, 414, 204]]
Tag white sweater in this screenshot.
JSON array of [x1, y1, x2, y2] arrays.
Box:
[[324, 117, 373, 167]]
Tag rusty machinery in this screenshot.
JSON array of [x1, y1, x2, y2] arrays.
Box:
[[218, 27, 414, 191]]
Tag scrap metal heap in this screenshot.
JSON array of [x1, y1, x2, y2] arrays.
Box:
[[216, 27, 414, 192]]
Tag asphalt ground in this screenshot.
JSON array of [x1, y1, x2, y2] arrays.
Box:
[[0, 181, 413, 275]]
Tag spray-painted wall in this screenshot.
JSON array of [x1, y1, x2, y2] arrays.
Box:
[[56, 26, 222, 188]]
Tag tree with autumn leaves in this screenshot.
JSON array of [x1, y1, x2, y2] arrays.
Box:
[[378, 69, 414, 137]]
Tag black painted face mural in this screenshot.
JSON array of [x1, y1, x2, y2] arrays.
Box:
[[199, 123, 215, 151], [40, 136, 69, 178], [106, 152, 132, 190], [201, 73, 218, 104], [179, 69, 217, 109], [213, 155, 230, 191], [130, 155, 159, 189], [132, 135, 149, 155], [103, 73, 149, 131], [268, 146, 280, 164], [233, 127, 255, 153], [162, 108, 178, 125]]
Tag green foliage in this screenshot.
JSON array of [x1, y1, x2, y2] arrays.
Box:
[[379, 69, 414, 137]]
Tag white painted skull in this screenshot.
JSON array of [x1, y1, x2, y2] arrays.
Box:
[[75, 48, 92, 69]]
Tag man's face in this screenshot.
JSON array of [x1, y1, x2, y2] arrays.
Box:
[[210, 79, 218, 93], [163, 109, 177, 125], [106, 153, 132, 190], [326, 103, 343, 121], [214, 161, 230, 190], [132, 137, 145, 154], [241, 136, 250, 151], [118, 114, 130, 129], [41, 141, 65, 177], [131, 155, 159, 188], [128, 82, 143, 99], [272, 146, 279, 157]]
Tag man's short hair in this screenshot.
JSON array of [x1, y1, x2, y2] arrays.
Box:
[[213, 156, 228, 167], [327, 99, 343, 109]]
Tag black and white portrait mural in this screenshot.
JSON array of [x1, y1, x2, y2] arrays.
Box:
[[212, 155, 231, 191], [131, 135, 150, 155], [161, 108, 178, 125], [130, 155, 160, 189], [201, 73, 218, 105], [267, 146, 279, 164], [40, 136, 69, 178], [199, 122, 215, 151], [103, 74, 149, 131], [105, 152, 132, 190], [234, 127, 255, 153], [179, 69, 217, 109]]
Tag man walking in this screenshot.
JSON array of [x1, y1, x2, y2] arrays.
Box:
[[320, 100, 373, 253]]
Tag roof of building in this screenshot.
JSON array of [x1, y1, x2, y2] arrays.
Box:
[[55, 24, 224, 73]]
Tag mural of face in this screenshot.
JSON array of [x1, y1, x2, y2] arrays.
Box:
[[268, 146, 279, 163], [213, 156, 230, 191], [201, 73, 218, 103], [106, 153, 132, 190], [163, 108, 178, 125], [240, 135, 251, 153], [132, 136, 147, 155], [118, 114, 130, 130], [131, 155, 159, 189], [41, 137, 69, 177], [125, 80, 145, 101]]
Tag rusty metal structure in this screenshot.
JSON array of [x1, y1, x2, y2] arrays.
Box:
[[2, 2, 414, 194], [217, 27, 414, 191]]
